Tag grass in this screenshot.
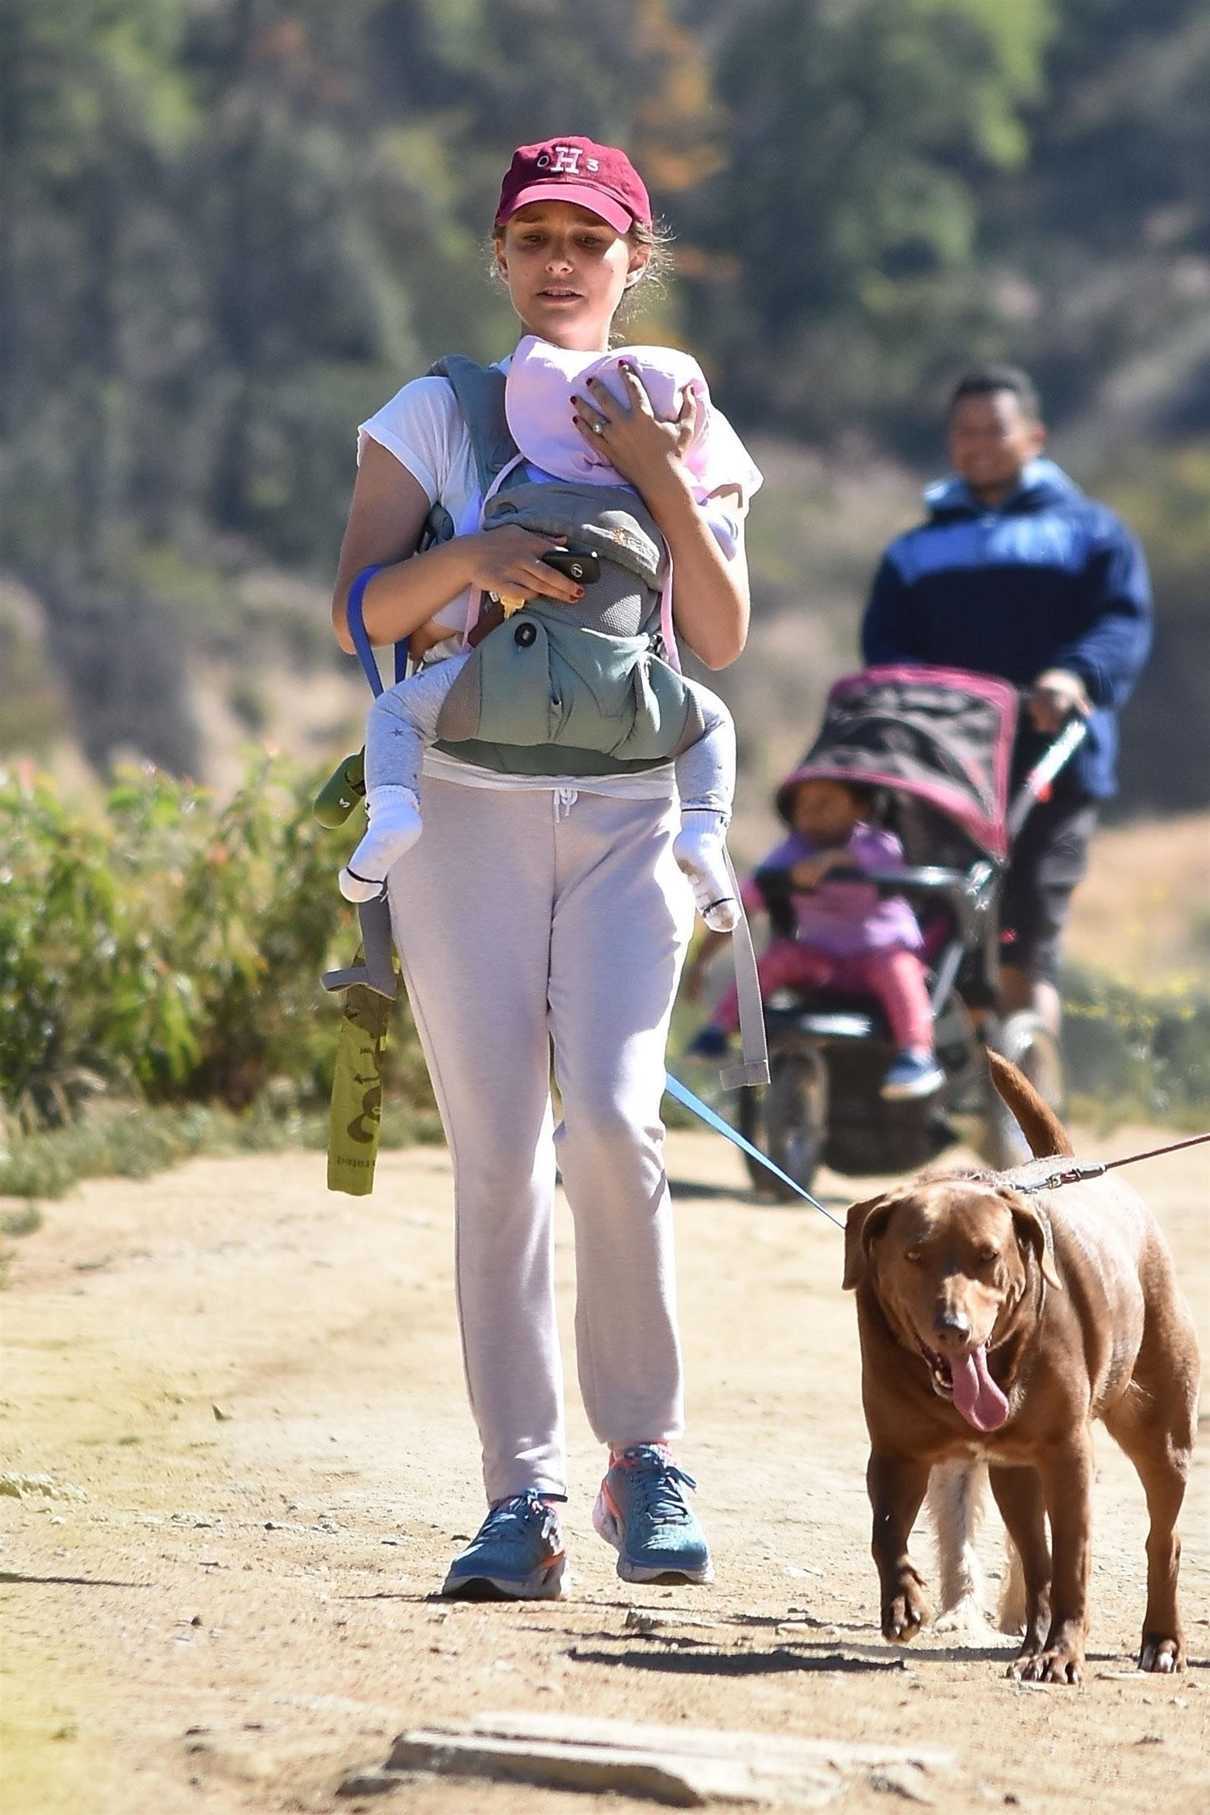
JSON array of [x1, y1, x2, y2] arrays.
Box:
[[0, 1203, 42, 1237], [0, 1095, 444, 1204]]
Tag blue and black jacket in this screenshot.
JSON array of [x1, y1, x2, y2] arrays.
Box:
[[860, 459, 1152, 799]]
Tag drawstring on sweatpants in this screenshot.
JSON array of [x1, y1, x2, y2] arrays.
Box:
[[553, 786, 579, 821]]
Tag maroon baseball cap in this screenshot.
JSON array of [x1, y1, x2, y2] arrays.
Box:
[[495, 136, 652, 236]]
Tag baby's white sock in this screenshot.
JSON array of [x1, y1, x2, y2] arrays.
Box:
[[673, 809, 739, 932], [339, 786, 422, 902]]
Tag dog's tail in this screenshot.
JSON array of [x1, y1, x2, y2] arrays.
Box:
[[987, 1050, 1073, 1159], [927, 1459, 1026, 1637]]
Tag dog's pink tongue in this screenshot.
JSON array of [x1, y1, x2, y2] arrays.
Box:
[[950, 1345, 1009, 1431]]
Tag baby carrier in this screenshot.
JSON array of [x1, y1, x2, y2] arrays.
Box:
[[424, 355, 706, 774]]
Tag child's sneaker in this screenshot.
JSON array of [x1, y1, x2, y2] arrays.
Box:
[[593, 1445, 714, 1585], [881, 1049, 945, 1100], [686, 1024, 731, 1061], [441, 1491, 569, 1600]]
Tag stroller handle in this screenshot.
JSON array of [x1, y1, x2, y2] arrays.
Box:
[[756, 861, 985, 901], [822, 862, 976, 894], [1005, 713, 1089, 841], [753, 860, 995, 952]]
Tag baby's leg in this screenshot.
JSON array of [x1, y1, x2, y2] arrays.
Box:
[[847, 947, 935, 1052], [672, 682, 738, 931], [711, 941, 833, 1033], [340, 654, 466, 902]]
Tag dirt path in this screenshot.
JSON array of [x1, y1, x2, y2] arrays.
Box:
[[3, 1126, 1207, 1814]]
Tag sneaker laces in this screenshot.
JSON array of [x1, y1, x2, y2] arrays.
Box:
[[616, 1446, 697, 1526], [472, 1490, 560, 1552]]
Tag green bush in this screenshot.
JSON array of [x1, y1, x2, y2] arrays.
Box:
[[0, 758, 433, 1134], [1062, 965, 1210, 1128]]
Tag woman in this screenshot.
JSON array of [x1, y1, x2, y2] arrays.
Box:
[[330, 136, 757, 1599]]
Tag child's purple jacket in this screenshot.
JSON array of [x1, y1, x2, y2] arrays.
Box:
[[741, 825, 923, 957]]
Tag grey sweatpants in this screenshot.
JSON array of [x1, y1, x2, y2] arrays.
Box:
[[387, 776, 693, 1503]]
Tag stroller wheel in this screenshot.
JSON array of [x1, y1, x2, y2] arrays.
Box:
[[736, 1084, 771, 1195], [978, 1011, 1065, 1168], [764, 1050, 828, 1201]]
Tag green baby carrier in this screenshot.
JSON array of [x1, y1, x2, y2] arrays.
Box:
[[426, 356, 703, 775]]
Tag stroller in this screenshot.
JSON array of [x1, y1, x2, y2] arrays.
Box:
[[732, 664, 1086, 1198]]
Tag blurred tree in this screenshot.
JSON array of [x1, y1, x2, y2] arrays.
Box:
[[180, 2, 413, 560], [982, 0, 1210, 432], [0, 0, 1206, 812], [679, 0, 1055, 435], [1, 0, 203, 771]]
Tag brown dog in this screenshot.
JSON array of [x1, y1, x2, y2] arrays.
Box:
[[844, 1052, 1199, 1684]]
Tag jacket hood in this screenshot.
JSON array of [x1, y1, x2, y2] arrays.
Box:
[[923, 457, 1083, 521]]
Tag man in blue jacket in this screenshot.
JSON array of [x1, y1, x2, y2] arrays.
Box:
[[861, 365, 1152, 1035]]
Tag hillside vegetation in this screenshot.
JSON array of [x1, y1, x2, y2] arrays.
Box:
[[3, 0, 1208, 815], [2, 4, 1207, 1160]]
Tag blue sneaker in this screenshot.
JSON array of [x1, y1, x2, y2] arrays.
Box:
[[440, 1491, 568, 1600], [593, 1446, 714, 1585], [686, 1024, 730, 1061], [881, 1050, 945, 1101]]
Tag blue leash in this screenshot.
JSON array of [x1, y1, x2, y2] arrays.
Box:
[[345, 563, 410, 696], [663, 1073, 843, 1228], [342, 566, 829, 1222]]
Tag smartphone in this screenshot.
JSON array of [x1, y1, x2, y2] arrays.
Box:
[[541, 546, 600, 586]]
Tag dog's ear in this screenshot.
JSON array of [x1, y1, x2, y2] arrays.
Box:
[[1004, 1191, 1063, 1290], [843, 1194, 898, 1290]]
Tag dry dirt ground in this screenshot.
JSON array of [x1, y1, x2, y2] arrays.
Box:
[[2, 1126, 1207, 1815]]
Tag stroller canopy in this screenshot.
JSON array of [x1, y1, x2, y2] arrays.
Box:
[[778, 665, 1018, 860]]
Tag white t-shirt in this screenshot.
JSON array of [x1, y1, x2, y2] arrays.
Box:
[[358, 368, 500, 641], [356, 358, 751, 798]]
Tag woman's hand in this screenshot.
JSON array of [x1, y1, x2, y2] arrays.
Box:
[[572, 364, 748, 670], [464, 526, 587, 609], [571, 366, 696, 506]]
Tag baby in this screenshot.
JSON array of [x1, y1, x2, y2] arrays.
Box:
[[686, 772, 946, 1100], [338, 336, 760, 932]]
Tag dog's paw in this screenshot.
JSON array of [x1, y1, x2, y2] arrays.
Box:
[[1008, 1642, 1084, 1686], [882, 1584, 930, 1645], [1138, 1633, 1184, 1674]]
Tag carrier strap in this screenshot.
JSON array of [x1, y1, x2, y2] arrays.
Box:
[[430, 355, 520, 497], [719, 849, 770, 1091]]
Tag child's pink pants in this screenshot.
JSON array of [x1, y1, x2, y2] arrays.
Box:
[[714, 940, 933, 1051]]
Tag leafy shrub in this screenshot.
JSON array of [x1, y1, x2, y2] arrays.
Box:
[[0, 758, 433, 1133], [1063, 965, 1210, 1128]]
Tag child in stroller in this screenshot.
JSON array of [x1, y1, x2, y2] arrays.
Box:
[[685, 769, 944, 1100]]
